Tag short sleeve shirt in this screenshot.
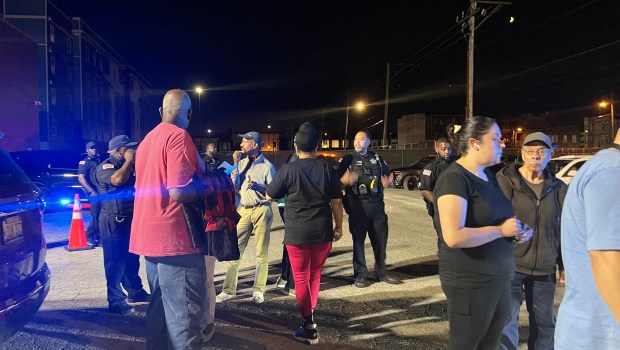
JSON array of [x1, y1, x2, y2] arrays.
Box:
[[556, 149, 620, 349], [78, 155, 100, 190], [96, 155, 135, 215], [129, 122, 203, 257], [433, 163, 515, 287], [266, 158, 342, 245]]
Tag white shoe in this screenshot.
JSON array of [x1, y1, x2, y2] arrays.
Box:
[[252, 291, 265, 304], [281, 287, 295, 296], [275, 277, 287, 289], [215, 292, 234, 303]]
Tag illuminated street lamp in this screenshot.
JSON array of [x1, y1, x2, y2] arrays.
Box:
[[195, 86, 204, 119], [600, 96, 615, 145], [344, 100, 365, 149], [207, 128, 212, 138]]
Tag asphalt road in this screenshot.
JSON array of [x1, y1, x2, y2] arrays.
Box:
[[1, 188, 564, 349]]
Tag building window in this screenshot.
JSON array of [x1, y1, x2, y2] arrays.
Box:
[[85, 46, 90, 60], [551, 135, 558, 143], [571, 135, 577, 144], [67, 65, 73, 83], [50, 56, 56, 74], [93, 52, 97, 66], [562, 135, 568, 144], [68, 95, 73, 111], [66, 38, 72, 54], [50, 87, 56, 106], [49, 25, 55, 43]]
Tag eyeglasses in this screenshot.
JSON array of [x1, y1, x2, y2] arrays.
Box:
[[522, 148, 549, 157]]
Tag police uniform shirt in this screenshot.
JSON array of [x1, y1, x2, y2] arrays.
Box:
[[78, 154, 101, 192], [337, 151, 391, 200], [96, 156, 135, 215], [419, 156, 454, 215]]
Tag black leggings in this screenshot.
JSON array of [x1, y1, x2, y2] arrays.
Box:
[[441, 279, 512, 350]]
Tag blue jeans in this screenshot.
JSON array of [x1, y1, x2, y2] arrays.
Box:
[[500, 272, 556, 350], [145, 254, 206, 350]]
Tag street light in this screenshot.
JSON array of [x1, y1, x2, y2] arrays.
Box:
[[207, 128, 212, 138], [344, 100, 365, 149], [195, 86, 203, 120], [600, 96, 615, 145]]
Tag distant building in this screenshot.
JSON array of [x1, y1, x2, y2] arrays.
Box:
[[0, 18, 39, 151], [584, 113, 617, 148], [2, 0, 155, 150], [396, 113, 463, 149], [495, 115, 583, 149]]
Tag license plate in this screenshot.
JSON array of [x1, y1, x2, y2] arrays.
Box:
[[2, 215, 24, 244]]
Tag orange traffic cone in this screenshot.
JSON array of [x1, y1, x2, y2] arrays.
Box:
[[64, 194, 94, 251]]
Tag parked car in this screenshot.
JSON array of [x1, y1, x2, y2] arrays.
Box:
[[391, 156, 436, 191], [549, 155, 593, 185], [9, 151, 89, 211], [317, 152, 340, 169], [0, 147, 51, 342]]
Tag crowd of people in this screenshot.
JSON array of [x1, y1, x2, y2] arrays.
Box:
[[81, 90, 618, 349]]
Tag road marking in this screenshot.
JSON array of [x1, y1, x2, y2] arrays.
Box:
[[375, 316, 442, 329], [348, 309, 405, 322], [410, 293, 446, 307], [348, 331, 392, 341]]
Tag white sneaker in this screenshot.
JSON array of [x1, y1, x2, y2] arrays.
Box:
[[215, 292, 234, 303], [252, 291, 265, 304], [275, 277, 287, 289]]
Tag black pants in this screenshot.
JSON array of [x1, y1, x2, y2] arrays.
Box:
[[348, 199, 388, 279], [99, 212, 144, 305], [86, 196, 101, 242], [278, 207, 295, 289], [441, 279, 512, 350]]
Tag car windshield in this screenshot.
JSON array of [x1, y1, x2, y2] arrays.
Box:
[[547, 160, 572, 174], [0, 149, 32, 186]]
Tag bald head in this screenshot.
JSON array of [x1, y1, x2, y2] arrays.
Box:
[[160, 89, 192, 129]]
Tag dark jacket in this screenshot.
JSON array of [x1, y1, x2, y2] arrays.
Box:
[[496, 164, 567, 275]]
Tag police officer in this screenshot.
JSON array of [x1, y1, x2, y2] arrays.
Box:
[[419, 137, 454, 219], [337, 131, 401, 288], [78, 141, 101, 247], [96, 135, 149, 315], [201, 142, 222, 172]]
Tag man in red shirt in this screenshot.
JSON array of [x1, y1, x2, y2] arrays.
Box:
[[130, 89, 206, 349]]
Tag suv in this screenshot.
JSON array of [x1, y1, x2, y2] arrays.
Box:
[[0, 147, 51, 342], [391, 156, 436, 191], [10, 151, 89, 211], [549, 155, 593, 185]]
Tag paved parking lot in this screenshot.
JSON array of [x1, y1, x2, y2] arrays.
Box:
[[1, 188, 564, 349]]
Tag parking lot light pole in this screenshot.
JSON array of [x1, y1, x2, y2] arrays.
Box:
[[599, 93, 615, 145]]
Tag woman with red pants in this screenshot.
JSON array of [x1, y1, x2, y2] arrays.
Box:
[[266, 121, 343, 345]]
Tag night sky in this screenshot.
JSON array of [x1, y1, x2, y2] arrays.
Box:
[[55, 0, 620, 137]]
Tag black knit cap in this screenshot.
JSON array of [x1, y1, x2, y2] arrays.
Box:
[[294, 122, 318, 152]]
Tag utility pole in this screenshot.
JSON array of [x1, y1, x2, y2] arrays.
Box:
[[464, 0, 511, 120], [382, 62, 390, 147], [611, 91, 615, 145], [320, 107, 325, 149], [466, 1, 476, 120], [344, 90, 350, 149]]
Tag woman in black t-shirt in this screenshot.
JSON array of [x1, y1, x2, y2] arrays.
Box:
[[433, 117, 533, 350], [266, 122, 343, 346]]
